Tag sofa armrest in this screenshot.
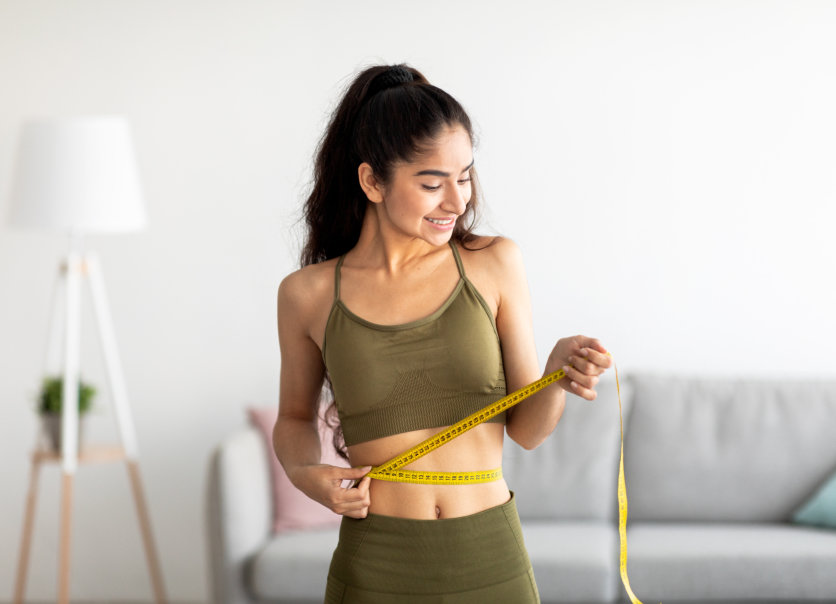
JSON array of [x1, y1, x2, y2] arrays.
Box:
[[207, 427, 273, 604]]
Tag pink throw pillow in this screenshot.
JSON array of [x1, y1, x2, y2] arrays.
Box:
[[247, 405, 347, 533]]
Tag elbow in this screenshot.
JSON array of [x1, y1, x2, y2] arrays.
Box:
[[506, 424, 553, 451], [504, 382, 567, 449], [505, 409, 562, 451], [512, 434, 547, 451]]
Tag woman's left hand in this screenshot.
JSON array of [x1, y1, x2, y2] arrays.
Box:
[[546, 336, 613, 400]]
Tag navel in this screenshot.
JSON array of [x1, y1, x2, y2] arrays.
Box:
[[435, 505, 442, 519]]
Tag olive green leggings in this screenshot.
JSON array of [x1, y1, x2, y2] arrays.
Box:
[[325, 493, 540, 603]]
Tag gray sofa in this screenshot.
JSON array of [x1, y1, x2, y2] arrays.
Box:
[[207, 375, 836, 603]]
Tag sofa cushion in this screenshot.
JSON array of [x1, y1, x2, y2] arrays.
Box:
[[625, 522, 836, 601], [624, 376, 836, 521], [522, 520, 619, 603], [250, 526, 340, 601], [503, 379, 632, 521]]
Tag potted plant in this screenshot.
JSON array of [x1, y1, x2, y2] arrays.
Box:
[[38, 376, 96, 451]]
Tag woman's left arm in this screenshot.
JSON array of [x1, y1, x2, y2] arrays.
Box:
[[492, 238, 612, 449]]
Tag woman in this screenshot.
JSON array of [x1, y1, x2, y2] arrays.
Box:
[[275, 64, 612, 603]]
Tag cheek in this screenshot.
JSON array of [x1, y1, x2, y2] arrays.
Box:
[[387, 190, 433, 219]]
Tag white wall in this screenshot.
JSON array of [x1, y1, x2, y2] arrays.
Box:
[[1, 1, 834, 601]]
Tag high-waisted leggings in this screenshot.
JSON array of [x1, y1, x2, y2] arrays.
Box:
[[324, 492, 540, 603]]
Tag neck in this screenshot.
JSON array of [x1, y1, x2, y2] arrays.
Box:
[[351, 202, 445, 275]]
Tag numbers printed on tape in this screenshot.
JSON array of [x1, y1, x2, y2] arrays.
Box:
[[370, 468, 503, 485], [368, 369, 565, 478]]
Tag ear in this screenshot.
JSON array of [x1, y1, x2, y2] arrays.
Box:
[[358, 163, 384, 204]]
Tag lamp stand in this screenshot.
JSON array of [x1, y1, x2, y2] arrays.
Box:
[[14, 250, 167, 604]]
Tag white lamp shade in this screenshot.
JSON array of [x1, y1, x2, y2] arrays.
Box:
[[8, 116, 147, 233]]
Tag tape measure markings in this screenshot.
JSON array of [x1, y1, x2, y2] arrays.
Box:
[[370, 468, 503, 485], [368, 368, 566, 478]]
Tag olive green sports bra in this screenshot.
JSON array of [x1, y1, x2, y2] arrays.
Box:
[[322, 241, 507, 446]]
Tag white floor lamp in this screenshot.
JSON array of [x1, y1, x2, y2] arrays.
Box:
[[8, 116, 166, 604]]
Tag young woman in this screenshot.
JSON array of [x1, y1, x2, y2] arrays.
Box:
[[275, 64, 612, 603]]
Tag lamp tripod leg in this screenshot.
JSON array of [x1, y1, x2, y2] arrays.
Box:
[[87, 252, 167, 601], [58, 471, 74, 604], [13, 457, 42, 604], [126, 460, 168, 603]]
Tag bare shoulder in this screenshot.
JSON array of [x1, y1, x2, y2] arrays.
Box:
[[458, 235, 525, 277], [277, 259, 338, 325], [456, 236, 526, 314]]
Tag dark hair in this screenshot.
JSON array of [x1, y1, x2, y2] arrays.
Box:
[[302, 64, 483, 460], [300, 63, 482, 267]]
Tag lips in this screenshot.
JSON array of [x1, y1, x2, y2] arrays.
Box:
[[425, 217, 455, 226]]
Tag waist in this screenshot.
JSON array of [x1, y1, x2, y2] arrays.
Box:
[[366, 478, 512, 519], [349, 423, 507, 518]]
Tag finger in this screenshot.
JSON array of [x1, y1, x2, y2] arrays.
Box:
[[341, 505, 370, 519], [567, 354, 597, 375], [335, 488, 370, 509], [570, 381, 598, 401], [336, 466, 372, 487], [345, 477, 368, 489], [564, 363, 599, 386], [562, 364, 600, 392], [577, 348, 613, 371], [334, 478, 371, 516], [576, 337, 608, 356], [333, 495, 369, 516], [351, 475, 371, 496], [562, 368, 599, 401], [340, 465, 372, 479], [339, 474, 372, 497]]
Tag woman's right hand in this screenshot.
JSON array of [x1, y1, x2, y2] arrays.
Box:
[[289, 464, 373, 518]]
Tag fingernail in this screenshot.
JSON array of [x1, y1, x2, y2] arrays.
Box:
[[571, 381, 579, 389], [562, 365, 570, 373], [580, 348, 589, 357]]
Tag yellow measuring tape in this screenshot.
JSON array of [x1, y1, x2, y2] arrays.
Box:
[[367, 368, 564, 484], [364, 360, 645, 604]]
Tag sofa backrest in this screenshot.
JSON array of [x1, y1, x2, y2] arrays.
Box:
[[624, 375, 836, 522], [503, 379, 632, 521]]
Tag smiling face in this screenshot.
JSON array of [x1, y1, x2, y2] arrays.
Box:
[[359, 124, 474, 246]]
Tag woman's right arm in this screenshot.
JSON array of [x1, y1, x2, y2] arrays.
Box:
[[274, 271, 372, 518]]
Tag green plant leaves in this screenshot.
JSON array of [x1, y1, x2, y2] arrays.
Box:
[[38, 376, 95, 414]]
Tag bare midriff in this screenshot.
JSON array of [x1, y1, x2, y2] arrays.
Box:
[[346, 422, 509, 519]]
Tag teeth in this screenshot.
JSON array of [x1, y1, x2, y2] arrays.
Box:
[[426, 217, 453, 225]]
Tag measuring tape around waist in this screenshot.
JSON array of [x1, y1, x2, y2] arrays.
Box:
[[362, 360, 645, 604], [366, 367, 566, 483]]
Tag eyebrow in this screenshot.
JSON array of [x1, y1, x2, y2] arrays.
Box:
[[414, 159, 474, 178]]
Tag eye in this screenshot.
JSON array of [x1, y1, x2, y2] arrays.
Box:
[[457, 177, 472, 185], [421, 184, 442, 191]]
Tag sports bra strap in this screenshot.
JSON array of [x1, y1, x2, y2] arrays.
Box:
[[449, 241, 466, 278], [334, 255, 346, 301]]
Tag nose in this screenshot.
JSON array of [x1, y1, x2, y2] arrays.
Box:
[[443, 182, 469, 216]]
